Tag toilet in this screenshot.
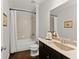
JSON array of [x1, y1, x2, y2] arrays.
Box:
[[30, 43, 39, 57]]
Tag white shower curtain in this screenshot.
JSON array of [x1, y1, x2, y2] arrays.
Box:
[[10, 10, 17, 53]]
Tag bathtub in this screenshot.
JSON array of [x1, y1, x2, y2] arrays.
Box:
[[16, 39, 36, 52]]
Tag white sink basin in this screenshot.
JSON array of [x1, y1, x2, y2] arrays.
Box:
[[53, 42, 74, 51]]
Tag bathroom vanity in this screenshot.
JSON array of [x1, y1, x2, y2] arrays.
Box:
[[39, 38, 77, 59]]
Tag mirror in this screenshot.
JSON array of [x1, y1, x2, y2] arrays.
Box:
[[50, 0, 77, 41]]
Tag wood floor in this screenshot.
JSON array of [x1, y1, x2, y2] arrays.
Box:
[[9, 50, 39, 59]]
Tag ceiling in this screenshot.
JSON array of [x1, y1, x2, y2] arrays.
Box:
[[8, 0, 46, 11]]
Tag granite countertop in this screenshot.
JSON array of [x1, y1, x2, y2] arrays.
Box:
[[39, 37, 77, 59]]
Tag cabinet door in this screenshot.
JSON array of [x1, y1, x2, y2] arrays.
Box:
[[44, 43, 62, 59], [61, 55, 69, 59], [43, 51, 50, 59], [50, 52, 61, 59], [39, 41, 50, 59], [39, 48, 50, 59]]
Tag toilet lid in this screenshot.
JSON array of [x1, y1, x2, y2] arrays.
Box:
[[30, 44, 39, 50]]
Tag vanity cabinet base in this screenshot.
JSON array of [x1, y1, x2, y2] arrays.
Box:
[[39, 41, 69, 59]]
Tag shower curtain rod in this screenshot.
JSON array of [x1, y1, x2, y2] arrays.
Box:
[[10, 8, 36, 14]]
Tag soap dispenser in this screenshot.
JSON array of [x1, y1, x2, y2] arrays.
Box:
[[46, 31, 52, 40]]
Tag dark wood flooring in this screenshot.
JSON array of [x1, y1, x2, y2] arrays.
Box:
[[9, 50, 39, 59]]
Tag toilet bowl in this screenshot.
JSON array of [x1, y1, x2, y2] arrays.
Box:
[[30, 44, 39, 56]]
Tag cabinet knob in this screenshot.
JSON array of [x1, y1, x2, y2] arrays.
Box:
[[46, 56, 50, 59]]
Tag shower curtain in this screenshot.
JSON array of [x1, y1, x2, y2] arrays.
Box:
[[10, 10, 17, 53], [10, 10, 36, 52]]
